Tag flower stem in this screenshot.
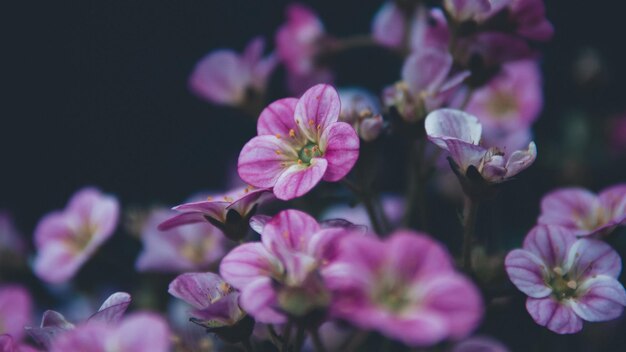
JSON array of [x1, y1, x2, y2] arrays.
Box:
[[281, 321, 293, 352], [293, 325, 306, 352], [462, 196, 480, 272], [404, 138, 430, 231], [309, 328, 326, 352]]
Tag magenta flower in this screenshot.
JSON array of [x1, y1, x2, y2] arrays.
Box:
[[0, 335, 39, 352], [505, 225, 626, 334], [189, 37, 277, 107], [136, 209, 227, 272], [27, 292, 131, 348], [238, 84, 360, 200], [33, 187, 119, 284], [507, 0, 554, 42], [276, 4, 333, 95], [220, 209, 347, 323], [324, 231, 483, 347], [49, 313, 170, 352], [158, 186, 272, 241], [338, 88, 384, 142], [538, 184, 626, 237], [466, 60, 542, 133], [425, 109, 536, 183], [0, 285, 32, 342]]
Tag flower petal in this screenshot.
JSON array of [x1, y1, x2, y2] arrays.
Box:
[[114, 313, 170, 352], [240, 278, 286, 324], [504, 141, 537, 178], [189, 50, 249, 105], [402, 49, 453, 95], [261, 209, 321, 254], [88, 292, 131, 324], [220, 243, 281, 290], [238, 135, 296, 189], [157, 212, 208, 231], [522, 225, 575, 268], [538, 188, 600, 236], [598, 184, 626, 225], [564, 239, 621, 279], [294, 84, 341, 142], [570, 275, 626, 322], [34, 242, 86, 284], [257, 98, 299, 137], [168, 272, 226, 309], [526, 297, 582, 334], [425, 109, 482, 147], [386, 231, 455, 281], [319, 122, 359, 182], [371, 2, 406, 48], [504, 249, 552, 298], [273, 158, 328, 200]]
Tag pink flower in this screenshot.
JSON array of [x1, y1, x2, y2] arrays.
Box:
[[324, 231, 483, 347], [158, 186, 272, 241], [507, 0, 554, 42], [0, 211, 26, 258], [27, 292, 131, 349], [49, 313, 170, 352], [425, 109, 536, 183], [189, 37, 277, 107], [33, 187, 119, 284], [466, 60, 542, 132], [276, 4, 333, 95], [0, 285, 32, 342], [136, 209, 227, 272], [0, 335, 40, 352], [538, 184, 626, 237], [505, 225, 626, 334], [220, 209, 347, 323], [338, 88, 384, 142], [238, 84, 359, 200]]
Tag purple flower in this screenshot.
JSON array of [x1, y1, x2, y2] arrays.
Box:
[[276, 4, 333, 95], [324, 231, 483, 347], [338, 88, 384, 142], [538, 185, 626, 237], [507, 0, 554, 42], [505, 225, 626, 334], [189, 37, 277, 107], [26, 292, 131, 348], [158, 186, 272, 241], [0, 211, 26, 259], [33, 187, 119, 284], [0, 285, 32, 342], [466, 60, 542, 133], [136, 209, 227, 272], [425, 109, 536, 183], [238, 84, 360, 200], [168, 272, 255, 343], [0, 335, 40, 352], [49, 313, 170, 352], [220, 209, 347, 323]]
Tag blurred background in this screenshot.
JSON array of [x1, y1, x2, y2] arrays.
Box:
[[1, 1, 626, 350]]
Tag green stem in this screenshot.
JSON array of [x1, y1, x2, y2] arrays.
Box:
[[404, 138, 429, 230], [462, 196, 480, 272], [281, 321, 293, 352], [293, 326, 306, 352], [309, 328, 326, 352]]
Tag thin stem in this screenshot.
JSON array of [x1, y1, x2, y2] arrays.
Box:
[[462, 196, 480, 272], [281, 321, 294, 352], [309, 328, 326, 352], [293, 325, 306, 352], [404, 138, 429, 230]]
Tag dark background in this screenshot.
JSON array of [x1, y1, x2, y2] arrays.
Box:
[[2, 1, 626, 350]]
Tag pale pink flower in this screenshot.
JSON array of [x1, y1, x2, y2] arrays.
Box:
[[538, 184, 626, 237], [324, 231, 483, 346], [505, 225, 626, 334], [33, 187, 119, 284], [238, 84, 359, 200], [0, 285, 32, 342], [338, 88, 384, 142], [189, 37, 277, 106]]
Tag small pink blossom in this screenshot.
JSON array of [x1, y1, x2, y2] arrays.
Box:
[[33, 187, 119, 284], [49, 313, 170, 352], [538, 184, 626, 237], [220, 209, 347, 323], [189, 37, 277, 107], [325, 231, 483, 346], [238, 84, 359, 200], [505, 225, 626, 334], [338, 88, 384, 142], [158, 186, 272, 241], [0, 285, 32, 342], [136, 209, 227, 272], [276, 4, 333, 95], [425, 108, 536, 183]]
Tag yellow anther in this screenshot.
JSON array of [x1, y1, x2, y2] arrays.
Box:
[[316, 124, 321, 130], [244, 187, 250, 193], [566, 280, 577, 290], [223, 196, 234, 202], [275, 150, 282, 155], [206, 196, 213, 201], [275, 133, 282, 139], [297, 159, 303, 165], [308, 119, 315, 126], [289, 129, 296, 138], [553, 267, 564, 276], [283, 231, 289, 239]]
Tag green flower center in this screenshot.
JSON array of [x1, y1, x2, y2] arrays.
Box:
[[373, 279, 411, 312], [298, 142, 323, 164], [548, 267, 578, 300], [487, 91, 518, 118]]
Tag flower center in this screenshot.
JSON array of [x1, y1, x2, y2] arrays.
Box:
[[487, 91, 518, 118], [548, 266, 578, 300], [298, 142, 323, 164], [68, 223, 97, 252], [373, 279, 411, 312]]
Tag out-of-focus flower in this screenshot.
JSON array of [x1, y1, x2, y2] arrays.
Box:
[[452, 336, 510, 352], [608, 114, 626, 155], [320, 195, 404, 230], [220, 209, 347, 323], [505, 225, 626, 334], [444, 0, 491, 22], [189, 37, 277, 107], [325, 231, 483, 347], [32, 187, 119, 284], [136, 209, 227, 272], [0, 334, 39, 352], [27, 292, 131, 349], [238, 84, 359, 200], [276, 4, 333, 95], [0, 285, 32, 342], [169, 272, 253, 343], [338, 88, 384, 142], [506, 0, 554, 42], [159, 186, 272, 241], [0, 212, 26, 265], [466, 60, 542, 132], [425, 109, 536, 185], [538, 185, 626, 237], [49, 313, 170, 352]]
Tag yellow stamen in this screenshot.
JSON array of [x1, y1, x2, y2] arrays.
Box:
[[289, 129, 296, 138], [275, 133, 282, 139]]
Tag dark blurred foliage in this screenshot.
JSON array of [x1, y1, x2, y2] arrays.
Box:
[[1, 1, 626, 351]]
